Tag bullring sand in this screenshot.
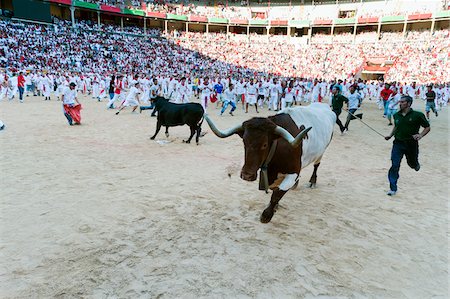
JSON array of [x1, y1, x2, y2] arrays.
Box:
[[0, 95, 448, 298]]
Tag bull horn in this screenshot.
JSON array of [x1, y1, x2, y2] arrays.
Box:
[[274, 126, 312, 148], [204, 114, 243, 138]]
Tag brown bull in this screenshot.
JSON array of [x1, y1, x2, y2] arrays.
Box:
[[205, 113, 313, 223]]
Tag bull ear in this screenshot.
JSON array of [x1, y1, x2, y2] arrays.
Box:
[[274, 126, 312, 148], [204, 114, 243, 138]]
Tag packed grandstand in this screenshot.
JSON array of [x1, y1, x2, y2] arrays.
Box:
[[0, 0, 449, 84]]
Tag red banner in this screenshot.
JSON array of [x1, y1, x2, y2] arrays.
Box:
[[358, 17, 379, 24], [314, 19, 332, 25], [189, 15, 208, 22], [47, 0, 72, 5], [147, 11, 166, 18], [408, 13, 432, 20], [230, 18, 248, 25], [100, 4, 121, 13], [270, 20, 288, 26]]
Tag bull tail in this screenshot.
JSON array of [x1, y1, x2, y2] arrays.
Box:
[[197, 115, 204, 127], [197, 115, 207, 137]]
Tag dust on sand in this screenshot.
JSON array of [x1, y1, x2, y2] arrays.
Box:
[[0, 96, 448, 298]]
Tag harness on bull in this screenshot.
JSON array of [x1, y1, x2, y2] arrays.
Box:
[[259, 139, 278, 194]]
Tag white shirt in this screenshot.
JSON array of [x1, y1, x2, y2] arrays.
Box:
[[247, 84, 257, 96], [223, 87, 236, 102], [126, 86, 141, 101], [284, 87, 295, 102], [347, 91, 362, 109], [62, 87, 77, 105], [177, 82, 190, 97], [388, 93, 401, 110], [270, 83, 280, 97], [150, 84, 159, 99], [200, 82, 213, 95], [9, 76, 18, 87], [236, 82, 246, 95]]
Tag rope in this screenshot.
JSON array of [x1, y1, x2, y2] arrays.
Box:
[[343, 108, 386, 138]]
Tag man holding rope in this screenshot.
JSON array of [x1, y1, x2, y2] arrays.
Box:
[[330, 84, 348, 134], [385, 95, 430, 196]]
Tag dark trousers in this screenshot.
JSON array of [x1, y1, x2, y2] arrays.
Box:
[[388, 139, 419, 192], [18, 87, 24, 100], [333, 108, 344, 131], [344, 108, 357, 129], [64, 112, 73, 125]]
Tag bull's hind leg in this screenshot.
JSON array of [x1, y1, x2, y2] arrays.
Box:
[[165, 126, 169, 138], [184, 126, 196, 144], [309, 162, 321, 188], [195, 126, 201, 145], [260, 189, 287, 223], [150, 121, 162, 140]]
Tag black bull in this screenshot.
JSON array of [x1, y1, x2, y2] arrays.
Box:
[[205, 113, 314, 223], [150, 97, 204, 144]]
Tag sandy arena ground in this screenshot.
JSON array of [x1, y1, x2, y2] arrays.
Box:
[[0, 94, 448, 298]]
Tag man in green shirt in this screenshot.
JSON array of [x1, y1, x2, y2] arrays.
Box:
[[385, 95, 430, 196], [331, 85, 348, 134]]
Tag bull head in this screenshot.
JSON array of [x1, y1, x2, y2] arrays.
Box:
[[204, 115, 311, 181], [204, 114, 311, 147]]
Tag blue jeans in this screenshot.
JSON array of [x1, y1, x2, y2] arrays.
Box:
[[388, 139, 419, 192], [140, 104, 154, 110], [383, 100, 389, 116], [221, 101, 236, 114], [18, 87, 24, 100]]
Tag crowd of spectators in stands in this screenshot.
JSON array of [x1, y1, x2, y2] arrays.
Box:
[[71, 0, 446, 22], [0, 19, 448, 84]]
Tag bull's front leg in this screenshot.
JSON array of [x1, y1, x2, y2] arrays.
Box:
[[260, 188, 287, 223], [150, 120, 162, 140], [309, 162, 320, 188]]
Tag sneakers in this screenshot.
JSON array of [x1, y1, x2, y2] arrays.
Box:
[[387, 190, 396, 196], [414, 163, 420, 171]]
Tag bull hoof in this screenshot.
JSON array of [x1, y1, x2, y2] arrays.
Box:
[[150, 136, 155, 140], [165, 133, 169, 138], [309, 183, 316, 189], [260, 209, 274, 223]]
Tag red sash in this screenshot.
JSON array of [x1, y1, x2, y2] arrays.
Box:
[[63, 104, 82, 124]]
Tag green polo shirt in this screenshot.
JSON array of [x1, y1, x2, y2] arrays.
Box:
[[393, 109, 430, 141], [331, 94, 348, 110]]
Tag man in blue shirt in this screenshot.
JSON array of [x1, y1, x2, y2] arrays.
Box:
[[214, 80, 224, 108]]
